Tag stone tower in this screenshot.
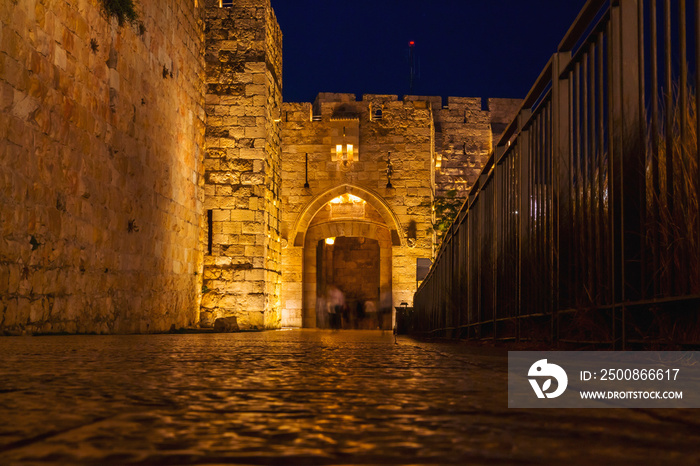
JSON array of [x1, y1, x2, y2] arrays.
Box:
[[201, 0, 283, 329]]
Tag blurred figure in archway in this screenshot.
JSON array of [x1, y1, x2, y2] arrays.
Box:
[[327, 285, 345, 330]]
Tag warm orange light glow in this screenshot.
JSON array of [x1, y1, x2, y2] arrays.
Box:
[[329, 194, 364, 204], [346, 144, 354, 161], [336, 144, 343, 156], [325, 237, 335, 245]]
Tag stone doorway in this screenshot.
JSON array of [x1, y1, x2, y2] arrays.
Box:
[[300, 193, 394, 329], [316, 237, 387, 329]]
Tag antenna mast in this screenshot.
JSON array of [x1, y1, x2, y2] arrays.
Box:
[[408, 41, 415, 93]]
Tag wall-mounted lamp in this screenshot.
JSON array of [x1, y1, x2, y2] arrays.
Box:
[[386, 151, 393, 188], [304, 153, 310, 188]]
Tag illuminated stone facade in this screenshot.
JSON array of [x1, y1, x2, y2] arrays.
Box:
[[0, 0, 519, 334], [0, 0, 205, 335], [201, 0, 282, 330], [277, 94, 519, 328]]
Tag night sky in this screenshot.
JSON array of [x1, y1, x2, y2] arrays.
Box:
[[271, 1, 588, 104]]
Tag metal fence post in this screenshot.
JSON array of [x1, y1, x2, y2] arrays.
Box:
[[517, 109, 532, 339], [610, 0, 644, 349], [551, 51, 571, 343]]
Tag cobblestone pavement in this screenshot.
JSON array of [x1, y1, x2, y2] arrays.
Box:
[[0, 330, 699, 465]]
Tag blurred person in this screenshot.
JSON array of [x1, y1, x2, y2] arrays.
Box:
[[327, 285, 345, 330]]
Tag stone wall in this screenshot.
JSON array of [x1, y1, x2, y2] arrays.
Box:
[[328, 237, 380, 309], [278, 93, 521, 327], [0, 0, 206, 334], [201, 0, 282, 329], [488, 97, 522, 142], [279, 94, 435, 327], [426, 96, 521, 198]]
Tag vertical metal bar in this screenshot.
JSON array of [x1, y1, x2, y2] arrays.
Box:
[[531, 115, 536, 320], [477, 195, 482, 334], [679, 0, 688, 294], [570, 69, 579, 308], [541, 104, 547, 320], [515, 146, 522, 340], [651, 0, 661, 297], [665, 0, 675, 295], [576, 61, 585, 306], [639, 0, 648, 299], [596, 33, 606, 304], [544, 105, 551, 318], [519, 111, 532, 326], [491, 182, 497, 338], [619, 0, 644, 345], [590, 44, 600, 304], [547, 100, 555, 339], [609, 6, 622, 347], [583, 51, 592, 305], [532, 114, 538, 316], [542, 107, 549, 317], [696, 0, 700, 292], [553, 51, 572, 324], [533, 115, 540, 316]]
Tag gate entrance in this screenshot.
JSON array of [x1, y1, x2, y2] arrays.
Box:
[[316, 236, 385, 329], [301, 190, 394, 329]]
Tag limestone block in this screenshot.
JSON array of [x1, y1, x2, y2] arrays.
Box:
[[236, 310, 264, 330], [213, 316, 239, 332], [241, 172, 264, 185]]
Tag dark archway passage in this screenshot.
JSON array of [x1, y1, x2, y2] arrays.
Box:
[[316, 237, 384, 329]]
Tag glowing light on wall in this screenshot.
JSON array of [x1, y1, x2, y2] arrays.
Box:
[[332, 144, 358, 162], [325, 237, 335, 245], [329, 194, 364, 204]]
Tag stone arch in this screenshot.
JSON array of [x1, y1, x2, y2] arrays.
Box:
[[303, 220, 393, 329], [291, 184, 403, 247], [305, 220, 393, 248]]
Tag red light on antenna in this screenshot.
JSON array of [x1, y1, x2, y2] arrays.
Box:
[[409, 41, 415, 46]]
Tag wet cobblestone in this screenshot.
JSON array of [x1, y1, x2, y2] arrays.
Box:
[[0, 330, 699, 464]]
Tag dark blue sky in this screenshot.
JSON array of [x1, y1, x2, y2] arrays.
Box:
[[271, 1, 587, 103]]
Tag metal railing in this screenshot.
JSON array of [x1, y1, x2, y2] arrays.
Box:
[[412, 0, 700, 348]]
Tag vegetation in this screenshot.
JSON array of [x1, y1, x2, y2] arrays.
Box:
[[100, 0, 138, 26], [646, 85, 699, 296], [430, 189, 464, 242]]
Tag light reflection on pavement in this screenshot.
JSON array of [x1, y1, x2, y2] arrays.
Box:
[[0, 330, 698, 464]]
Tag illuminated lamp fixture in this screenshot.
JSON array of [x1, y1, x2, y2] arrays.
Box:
[[386, 151, 393, 188], [325, 237, 335, 245]]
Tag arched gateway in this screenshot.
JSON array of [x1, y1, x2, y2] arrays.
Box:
[[274, 93, 514, 330], [292, 185, 399, 328]]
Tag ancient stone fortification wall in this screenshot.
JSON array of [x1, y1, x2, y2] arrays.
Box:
[[278, 93, 522, 327], [279, 94, 435, 327], [0, 0, 206, 334], [419, 96, 521, 198], [201, 0, 282, 329]]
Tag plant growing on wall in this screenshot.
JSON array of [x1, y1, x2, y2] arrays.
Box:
[[99, 0, 138, 26], [430, 189, 464, 242]]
